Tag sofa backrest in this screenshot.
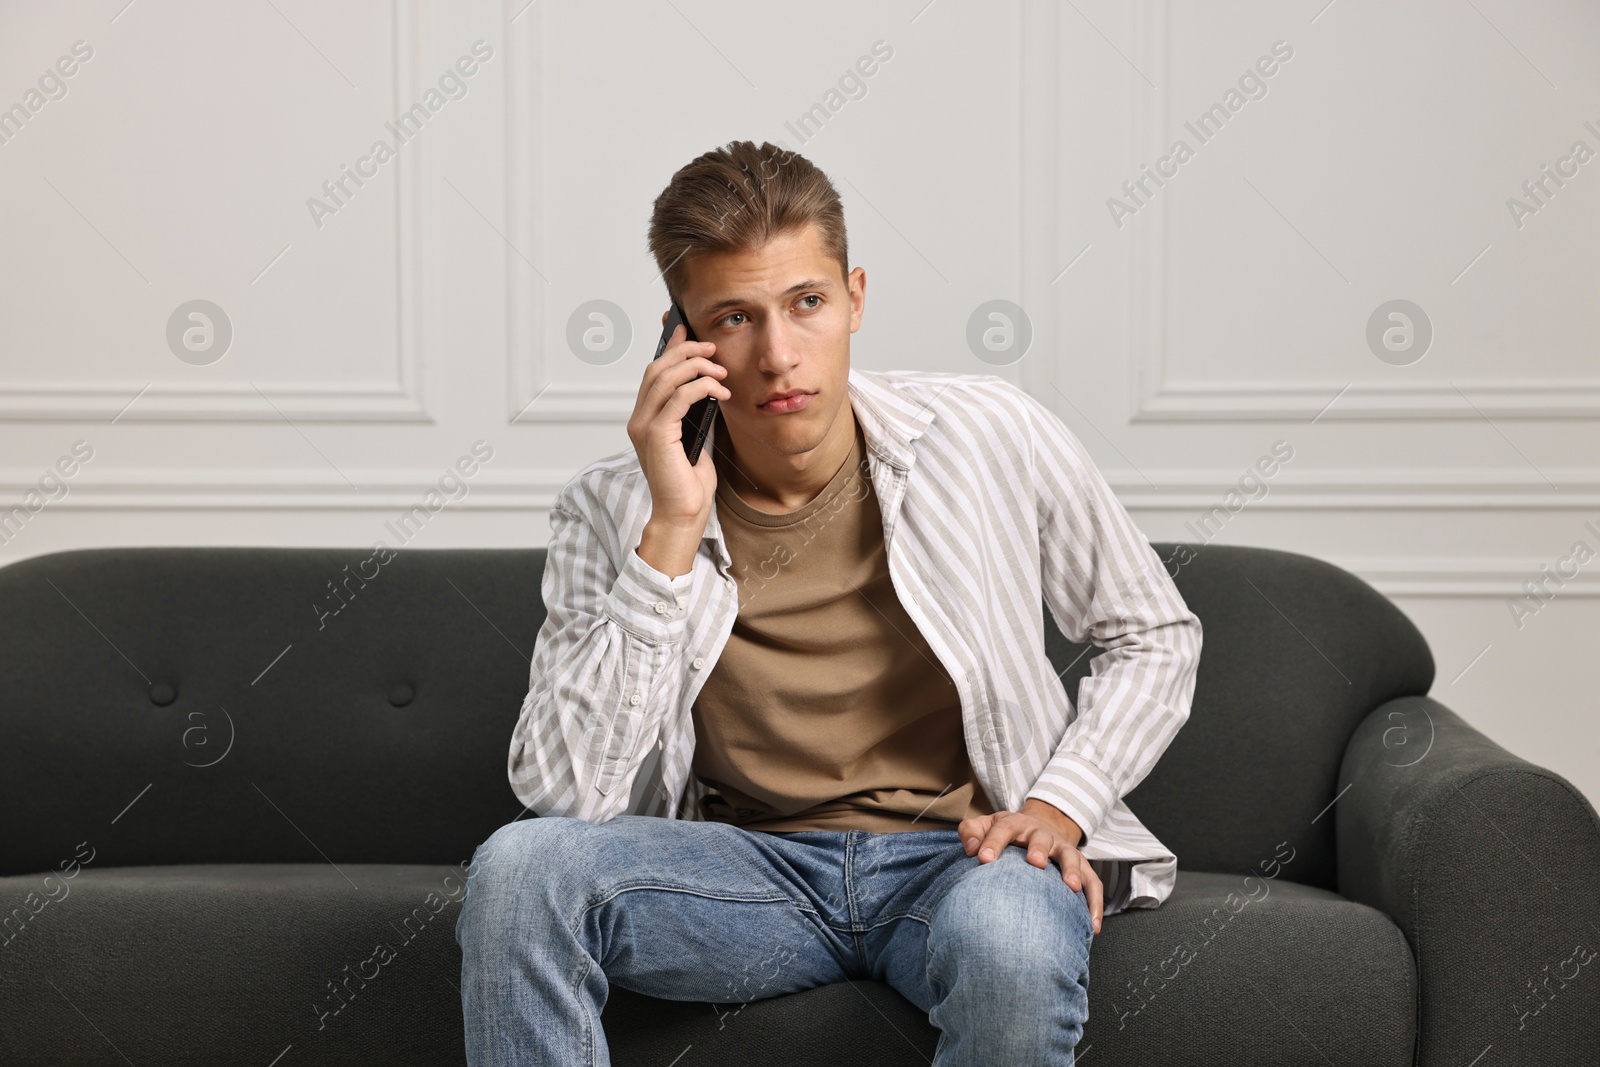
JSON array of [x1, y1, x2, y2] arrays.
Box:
[[1049, 543, 1434, 891], [0, 542, 1432, 888], [0, 547, 540, 879]]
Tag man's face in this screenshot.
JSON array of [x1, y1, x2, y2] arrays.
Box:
[[677, 223, 864, 463]]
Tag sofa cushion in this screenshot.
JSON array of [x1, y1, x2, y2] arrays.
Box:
[[2, 863, 471, 1066], [1, 866, 1413, 1066]]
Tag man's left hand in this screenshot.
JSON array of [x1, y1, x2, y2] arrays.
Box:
[[959, 801, 1103, 934]]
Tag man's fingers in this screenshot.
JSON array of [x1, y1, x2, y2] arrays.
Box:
[[953, 812, 992, 857], [976, 813, 1019, 862], [1023, 825, 1063, 872], [1085, 862, 1104, 934], [959, 814, 1104, 934], [1056, 846, 1105, 935], [959, 815, 995, 856]]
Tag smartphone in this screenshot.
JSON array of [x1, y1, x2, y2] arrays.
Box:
[[651, 302, 718, 465]]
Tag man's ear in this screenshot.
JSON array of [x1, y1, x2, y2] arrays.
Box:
[[848, 267, 866, 333]]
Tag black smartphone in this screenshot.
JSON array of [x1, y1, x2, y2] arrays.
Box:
[[651, 302, 718, 465]]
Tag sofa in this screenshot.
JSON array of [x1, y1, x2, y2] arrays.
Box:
[[2, 542, 1596, 1066]]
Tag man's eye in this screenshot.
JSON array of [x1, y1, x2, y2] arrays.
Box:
[[799, 295, 821, 309], [718, 312, 747, 328]]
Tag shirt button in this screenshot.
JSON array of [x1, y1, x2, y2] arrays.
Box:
[[630, 693, 642, 705], [676, 595, 687, 607], [653, 601, 668, 614], [691, 657, 705, 669]]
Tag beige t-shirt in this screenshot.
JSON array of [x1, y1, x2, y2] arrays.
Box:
[[690, 413, 995, 834]]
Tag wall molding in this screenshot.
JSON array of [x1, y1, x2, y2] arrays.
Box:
[[0, 381, 429, 423], [0, 0, 428, 424], [514, 384, 635, 422], [1123, 0, 1600, 423], [1108, 470, 1600, 510], [0, 470, 571, 511], [8, 467, 1599, 513], [5, 469, 1597, 600], [1134, 380, 1600, 422], [1017, 0, 1061, 403], [1330, 559, 1600, 599], [505, 0, 549, 424]]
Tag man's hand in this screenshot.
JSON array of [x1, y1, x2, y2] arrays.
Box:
[[959, 800, 1103, 934]]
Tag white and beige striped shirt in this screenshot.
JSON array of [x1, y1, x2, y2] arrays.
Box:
[[509, 366, 1203, 915]]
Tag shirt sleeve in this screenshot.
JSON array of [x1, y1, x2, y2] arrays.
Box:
[[507, 486, 695, 823], [1010, 383, 1203, 849]]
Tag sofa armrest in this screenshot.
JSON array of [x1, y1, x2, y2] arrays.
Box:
[[1339, 695, 1600, 1066]]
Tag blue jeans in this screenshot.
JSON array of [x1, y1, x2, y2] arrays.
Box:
[[455, 814, 1094, 1065]]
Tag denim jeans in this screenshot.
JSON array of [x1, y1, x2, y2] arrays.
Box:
[[455, 814, 1094, 1066]]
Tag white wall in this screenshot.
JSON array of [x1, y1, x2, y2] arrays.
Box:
[[2, 0, 1595, 806]]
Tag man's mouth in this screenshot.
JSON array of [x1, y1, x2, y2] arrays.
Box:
[[759, 390, 815, 414]]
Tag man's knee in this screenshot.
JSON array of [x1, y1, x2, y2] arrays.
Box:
[[931, 848, 1093, 984], [458, 817, 600, 930], [924, 851, 1093, 1056], [475, 814, 590, 869]]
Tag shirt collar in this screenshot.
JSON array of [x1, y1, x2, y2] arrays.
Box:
[[701, 365, 938, 568]]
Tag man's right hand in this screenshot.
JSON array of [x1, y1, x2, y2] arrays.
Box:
[[627, 318, 731, 577]]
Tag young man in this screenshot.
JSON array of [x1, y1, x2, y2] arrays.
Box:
[[457, 141, 1202, 1066]]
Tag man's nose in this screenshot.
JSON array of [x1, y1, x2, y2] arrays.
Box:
[[755, 317, 801, 372]]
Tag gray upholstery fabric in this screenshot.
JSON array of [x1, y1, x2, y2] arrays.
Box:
[[1, 864, 471, 1065], [0, 866, 1413, 1066], [0, 547, 539, 877], [1341, 696, 1600, 1067], [2, 542, 1595, 1065], [1047, 543, 1436, 893]]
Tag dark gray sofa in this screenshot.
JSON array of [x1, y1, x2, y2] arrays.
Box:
[[2, 543, 1596, 1065]]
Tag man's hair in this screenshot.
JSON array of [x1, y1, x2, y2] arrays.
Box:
[[647, 140, 848, 308]]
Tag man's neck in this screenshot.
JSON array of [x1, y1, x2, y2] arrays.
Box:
[[717, 402, 859, 515]]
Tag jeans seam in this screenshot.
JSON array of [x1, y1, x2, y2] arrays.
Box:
[[862, 908, 924, 933], [706, 824, 823, 912], [570, 949, 597, 1067], [566, 883, 821, 1059], [581, 882, 814, 914]]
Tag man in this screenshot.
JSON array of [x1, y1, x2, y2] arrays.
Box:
[[457, 140, 1202, 1066]]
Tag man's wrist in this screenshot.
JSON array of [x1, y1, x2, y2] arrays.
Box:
[[1021, 797, 1084, 848], [638, 516, 705, 580], [602, 540, 694, 646]]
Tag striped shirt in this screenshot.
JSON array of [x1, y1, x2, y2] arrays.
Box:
[[509, 367, 1203, 915]]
